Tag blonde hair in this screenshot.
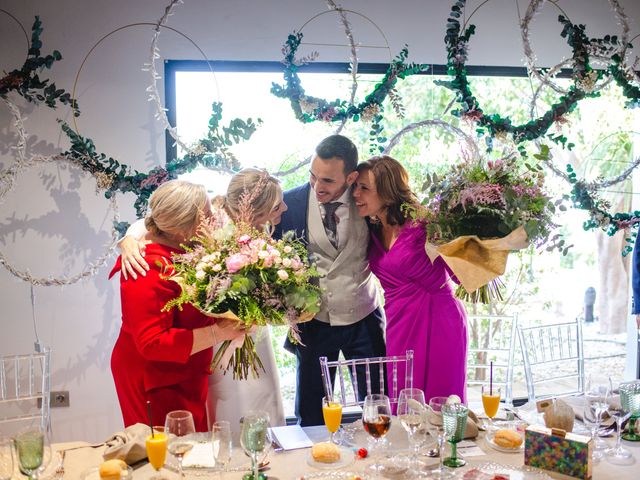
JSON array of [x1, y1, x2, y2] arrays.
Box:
[[217, 168, 280, 225], [144, 180, 209, 238]]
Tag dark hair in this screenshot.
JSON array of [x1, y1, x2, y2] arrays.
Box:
[[315, 135, 358, 173], [356, 155, 419, 226]]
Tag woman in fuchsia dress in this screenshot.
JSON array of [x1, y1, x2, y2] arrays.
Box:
[[353, 156, 468, 402]]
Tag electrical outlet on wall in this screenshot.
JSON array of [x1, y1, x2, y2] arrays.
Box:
[[50, 391, 70, 407]]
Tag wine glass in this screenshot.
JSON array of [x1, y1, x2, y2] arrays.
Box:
[[165, 410, 196, 477], [0, 437, 14, 480], [211, 421, 232, 478], [14, 427, 52, 479], [583, 383, 609, 458], [362, 394, 392, 475], [619, 381, 640, 441], [397, 388, 426, 467], [322, 396, 343, 444], [240, 411, 270, 480], [605, 378, 633, 464], [442, 403, 468, 468], [146, 426, 168, 479], [481, 385, 501, 430]]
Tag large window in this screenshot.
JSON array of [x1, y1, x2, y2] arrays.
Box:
[[168, 60, 637, 415]]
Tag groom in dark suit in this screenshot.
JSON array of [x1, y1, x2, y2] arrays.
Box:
[[274, 135, 385, 426]]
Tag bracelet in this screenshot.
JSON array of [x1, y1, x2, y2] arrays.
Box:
[[210, 324, 217, 346]]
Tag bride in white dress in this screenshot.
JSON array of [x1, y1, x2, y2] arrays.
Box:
[[118, 168, 287, 432]]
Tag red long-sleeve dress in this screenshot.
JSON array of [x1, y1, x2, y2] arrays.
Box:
[[109, 243, 213, 431]]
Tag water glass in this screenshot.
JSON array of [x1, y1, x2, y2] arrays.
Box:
[[0, 437, 13, 480], [605, 379, 633, 464], [583, 384, 609, 457], [240, 411, 270, 480], [442, 403, 468, 468], [14, 428, 51, 479], [211, 421, 232, 477], [619, 381, 640, 441], [423, 397, 454, 479]]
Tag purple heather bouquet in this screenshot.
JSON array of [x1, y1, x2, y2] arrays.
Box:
[[165, 206, 321, 379], [408, 155, 562, 303]]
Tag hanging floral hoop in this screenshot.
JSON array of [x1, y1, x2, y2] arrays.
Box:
[[520, 0, 629, 95], [438, 0, 599, 147], [382, 118, 481, 161], [0, 154, 121, 285]]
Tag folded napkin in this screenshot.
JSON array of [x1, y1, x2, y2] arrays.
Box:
[[427, 408, 480, 439], [563, 395, 621, 428], [103, 423, 151, 465]]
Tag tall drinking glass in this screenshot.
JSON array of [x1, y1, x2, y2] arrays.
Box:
[[583, 384, 609, 458], [605, 379, 633, 464], [146, 426, 168, 479], [240, 411, 270, 480], [481, 385, 501, 430], [165, 410, 196, 477], [442, 403, 468, 468], [211, 421, 232, 478], [397, 388, 426, 466], [423, 397, 454, 479], [0, 437, 13, 480], [14, 428, 51, 479], [362, 394, 392, 476], [619, 381, 640, 441], [322, 396, 343, 444]]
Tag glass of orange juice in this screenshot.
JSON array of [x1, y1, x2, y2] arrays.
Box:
[[146, 426, 168, 479], [481, 385, 501, 429], [322, 396, 343, 444]]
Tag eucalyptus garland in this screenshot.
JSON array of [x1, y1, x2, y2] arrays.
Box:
[[0, 17, 79, 116], [60, 102, 260, 236], [270, 31, 426, 153], [609, 53, 640, 108], [437, 1, 603, 150]]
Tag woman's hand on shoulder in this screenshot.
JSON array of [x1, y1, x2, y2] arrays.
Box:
[[118, 236, 149, 280]]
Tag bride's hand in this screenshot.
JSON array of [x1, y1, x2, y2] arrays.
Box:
[[118, 236, 149, 280]]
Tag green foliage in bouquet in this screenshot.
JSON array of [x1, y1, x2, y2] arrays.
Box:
[[164, 212, 321, 380], [414, 156, 561, 248]]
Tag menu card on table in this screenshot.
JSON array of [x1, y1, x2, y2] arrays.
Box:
[[269, 425, 314, 450]]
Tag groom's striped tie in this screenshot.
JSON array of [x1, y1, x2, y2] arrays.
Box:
[[322, 202, 341, 249]]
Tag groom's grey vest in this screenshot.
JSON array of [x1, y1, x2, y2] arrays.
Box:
[[306, 189, 379, 326]]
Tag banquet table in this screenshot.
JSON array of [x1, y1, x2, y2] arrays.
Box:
[[44, 420, 640, 480]]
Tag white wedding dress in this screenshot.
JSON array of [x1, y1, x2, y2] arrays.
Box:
[[207, 327, 285, 433]]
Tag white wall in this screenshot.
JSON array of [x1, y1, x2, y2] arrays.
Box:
[[1, 0, 639, 442]]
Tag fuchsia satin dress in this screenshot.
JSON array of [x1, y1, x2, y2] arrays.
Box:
[[369, 222, 468, 402]]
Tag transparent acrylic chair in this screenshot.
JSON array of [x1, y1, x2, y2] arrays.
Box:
[[0, 346, 51, 434], [319, 350, 414, 407], [517, 319, 585, 403], [466, 314, 518, 408]]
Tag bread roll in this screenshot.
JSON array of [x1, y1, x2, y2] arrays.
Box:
[[99, 459, 127, 480], [311, 442, 341, 463], [493, 429, 523, 449]]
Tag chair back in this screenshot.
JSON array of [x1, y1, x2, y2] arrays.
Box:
[[0, 347, 51, 433], [466, 314, 517, 407], [517, 319, 584, 403], [319, 350, 413, 407]]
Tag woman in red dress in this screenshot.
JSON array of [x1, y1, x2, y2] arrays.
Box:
[[109, 180, 245, 431]]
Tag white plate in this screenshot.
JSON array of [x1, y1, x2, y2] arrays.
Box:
[[460, 462, 553, 480], [306, 445, 355, 470], [296, 472, 370, 480], [80, 465, 133, 480]]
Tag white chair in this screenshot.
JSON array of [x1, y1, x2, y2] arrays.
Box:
[[466, 314, 518, 407], [517, 319, 585, 403], [0, 347, 51, 433], [319, 350, 414, 407]]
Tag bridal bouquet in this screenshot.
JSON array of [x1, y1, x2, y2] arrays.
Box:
[[165, 208, 321, 379], [409, 155, 561, 303]]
